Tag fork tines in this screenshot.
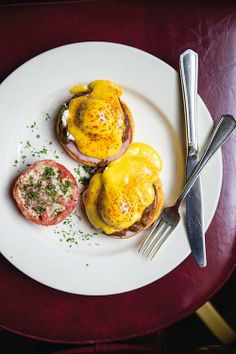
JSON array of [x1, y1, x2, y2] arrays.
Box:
[[138, 219, 174, 260]]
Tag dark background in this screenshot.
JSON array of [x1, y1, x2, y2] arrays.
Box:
[[0, 0, 236, 353]]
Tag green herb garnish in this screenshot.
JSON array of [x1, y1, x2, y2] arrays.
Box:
[[40, 147, 48, 155], [42, 166, 55, 180], [52, 208, 63, 217], [30, 121, 36, 129], [45, 113, 52, 121], [73, 167, 81, 177], [82, 165, 95, 174], [26, 189, 46, 206], [60, 180, 71, 195], [78, 176, 90, 185], [38, 206, 46, 212], [46, 184, 58, 203]]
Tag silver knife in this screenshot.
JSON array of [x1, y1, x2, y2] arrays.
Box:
[[179, 49, 207, 267]]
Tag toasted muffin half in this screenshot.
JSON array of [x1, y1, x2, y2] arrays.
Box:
[[82, 143, 163, 238], [57, 80, 134, 166]]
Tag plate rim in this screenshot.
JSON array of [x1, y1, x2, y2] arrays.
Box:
[[0, 41, 223, 295]]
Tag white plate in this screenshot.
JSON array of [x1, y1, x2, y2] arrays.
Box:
[[0, 42, 222, 295]]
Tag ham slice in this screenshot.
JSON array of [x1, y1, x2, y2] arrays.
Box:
[[66, 129, 131, 166]]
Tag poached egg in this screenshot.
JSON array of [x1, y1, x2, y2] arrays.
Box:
[[64, 80, 129, 159], [83, 143, 163, 235]]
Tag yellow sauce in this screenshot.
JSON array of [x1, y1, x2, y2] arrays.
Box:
[[67, 80, 125, 159], [84, 143, 162, 234]]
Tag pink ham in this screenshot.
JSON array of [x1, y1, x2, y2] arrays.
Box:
[[66, 128, 132, 166]]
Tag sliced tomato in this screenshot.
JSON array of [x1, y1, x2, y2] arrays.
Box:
[[13, 160, 79, 226]]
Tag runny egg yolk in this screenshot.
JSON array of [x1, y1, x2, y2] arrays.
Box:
[[67, 80, 125, 159], [83, 143, 162, 234]]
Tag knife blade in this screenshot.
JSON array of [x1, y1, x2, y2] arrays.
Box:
[[180, 49, 207, 267]]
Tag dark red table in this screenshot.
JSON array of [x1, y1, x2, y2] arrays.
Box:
[[0, 0, 235, 345]]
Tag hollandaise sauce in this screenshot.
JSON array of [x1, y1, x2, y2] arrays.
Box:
[[83, 143, 162, 234], [67, 80, 126, 159]]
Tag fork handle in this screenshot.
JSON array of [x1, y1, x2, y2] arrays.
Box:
[[175, 114, 236, 207]]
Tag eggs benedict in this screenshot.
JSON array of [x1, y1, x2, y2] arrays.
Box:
[[57, 80, 134, 166], [83, 143, 164, 237]]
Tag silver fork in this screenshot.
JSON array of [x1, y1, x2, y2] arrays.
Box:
[[139, 114, 236, 260]]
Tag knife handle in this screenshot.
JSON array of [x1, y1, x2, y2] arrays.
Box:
[[180, 49, 198, 155]]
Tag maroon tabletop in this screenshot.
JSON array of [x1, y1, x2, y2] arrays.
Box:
[[0, 0, 235, 344]]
